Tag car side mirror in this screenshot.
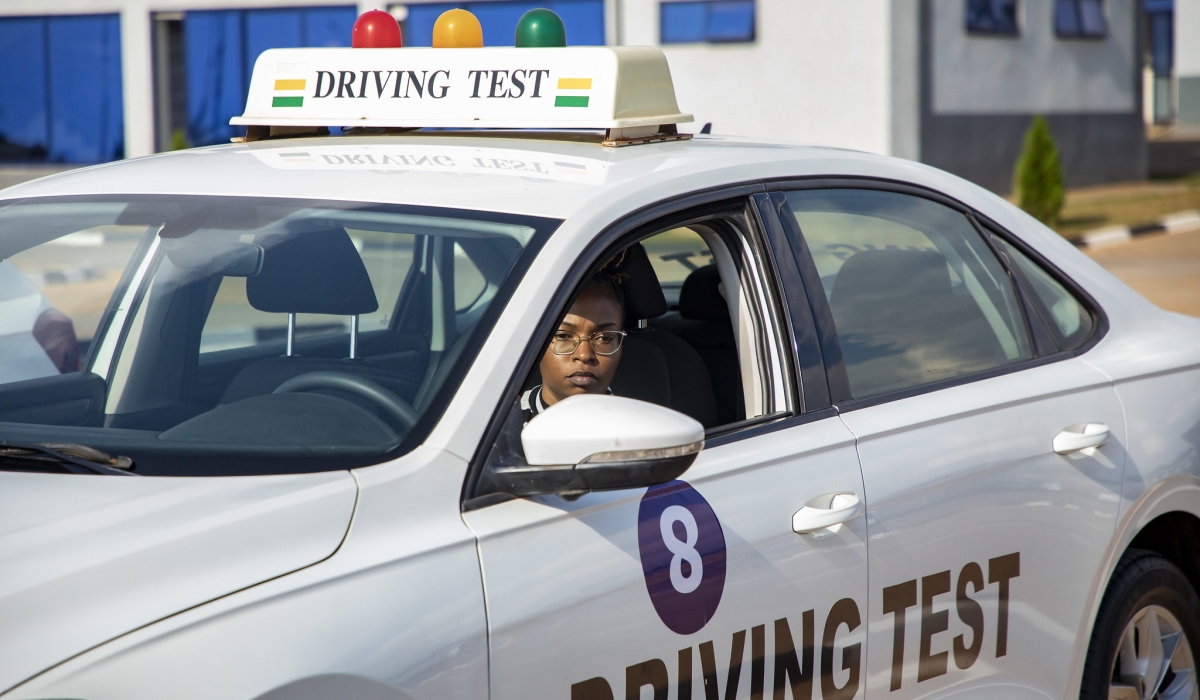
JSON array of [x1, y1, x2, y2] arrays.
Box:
[[489, 394, 704, 497]]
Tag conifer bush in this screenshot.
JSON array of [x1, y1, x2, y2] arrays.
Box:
[[1012, 115, 1065, 226]]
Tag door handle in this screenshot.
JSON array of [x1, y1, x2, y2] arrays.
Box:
[[1053, 423, 1110, 455], [792, 493, 862, 534]]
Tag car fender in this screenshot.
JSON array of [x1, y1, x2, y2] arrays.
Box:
[[1063, 474, 1200, 700]]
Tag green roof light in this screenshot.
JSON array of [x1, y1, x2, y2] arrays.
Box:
[[515, 8, 566, 48]]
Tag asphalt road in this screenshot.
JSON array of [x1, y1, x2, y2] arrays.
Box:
[[1086, 229, 1200, 318]]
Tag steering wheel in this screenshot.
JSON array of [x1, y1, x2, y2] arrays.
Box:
[[273, 371, 419, 431]]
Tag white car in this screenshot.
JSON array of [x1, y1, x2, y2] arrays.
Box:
[[2, 41, 1200, 700]]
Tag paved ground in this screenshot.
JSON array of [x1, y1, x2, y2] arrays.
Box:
[[1085, 229, 1200, 318]]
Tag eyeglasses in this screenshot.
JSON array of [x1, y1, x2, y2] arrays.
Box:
[[548, 330, 627, 356]]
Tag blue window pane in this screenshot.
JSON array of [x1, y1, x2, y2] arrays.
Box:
[[185, 10, 246, 147], [1055, 0, 1082, 35], [185, 6, 356, 147], [0, 18, 49, 161], [548, 0, 606, 45], [1078, 0, 1108, 35], [1056, 0, 1107, 37], [966, 0, 1019, 34], [405, 3, 456, 46], [246, 9, 303, 87], [472, 3, 533, 46], [661, 2, 707, 43], [1149, 11, 1172, 74], [707, 0, 754, 42], [46, 15, 124, 163], [304, 6, 356, 47]]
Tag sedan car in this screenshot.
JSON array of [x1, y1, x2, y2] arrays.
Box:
[[2, 44, 1200, 700]]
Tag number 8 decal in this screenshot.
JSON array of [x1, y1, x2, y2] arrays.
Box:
[[660, 505, 703, 593], [638, 481, 726, 635]]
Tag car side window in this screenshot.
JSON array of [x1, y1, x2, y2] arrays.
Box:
[[475, 207, 794, 498], [783, 189, 1033, 400], [990, 235, 1094, 350]]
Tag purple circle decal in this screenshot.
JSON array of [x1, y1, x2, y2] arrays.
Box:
[[638, 480, 727, 635]]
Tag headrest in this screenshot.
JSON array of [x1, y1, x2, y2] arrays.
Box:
[[247, 228, 378, 315], [830, 249, 950, 308], [679, 265, 729, 322], [618, 243, 667, 321]]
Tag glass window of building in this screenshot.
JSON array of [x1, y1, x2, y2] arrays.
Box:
[[966, 0, 1019, 35], [1055, 0, 1108, 37], [0, 14, 124, 164], [181, 6, 358, 148], [660, 0, 755, 44]]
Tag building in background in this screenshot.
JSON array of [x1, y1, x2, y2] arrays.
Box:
[[0, 0, 1193, 191]]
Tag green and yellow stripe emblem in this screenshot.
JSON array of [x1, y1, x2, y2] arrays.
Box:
[[555, 77, 592, 108], [272, 78, 306, 108]]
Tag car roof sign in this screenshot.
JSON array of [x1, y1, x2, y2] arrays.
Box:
[[230, 46, 694, 145]]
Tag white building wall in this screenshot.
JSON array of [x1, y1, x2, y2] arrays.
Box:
[[1178, 0, 1200, 124], [622, 0, 893, 156], [1180, 0, 1200, 78], [929, 0, 1137, 114]]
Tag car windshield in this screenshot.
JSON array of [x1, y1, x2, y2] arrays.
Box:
[[0, 195, 556, 476]]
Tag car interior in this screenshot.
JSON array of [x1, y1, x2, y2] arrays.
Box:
[[516, 220, 778, 437], [0, 198, 546, 475]]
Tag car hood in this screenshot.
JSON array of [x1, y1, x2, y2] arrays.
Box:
[[0, 470, 357, 693]]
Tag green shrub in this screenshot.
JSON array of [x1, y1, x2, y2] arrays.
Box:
[[170, 129, 190, 151], [1012, 115, 1065, 226]]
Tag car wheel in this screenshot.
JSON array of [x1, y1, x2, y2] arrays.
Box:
[[1080, 549, 1200, 700]]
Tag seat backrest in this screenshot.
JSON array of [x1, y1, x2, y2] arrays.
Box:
[[614, 244, 719, 428], [247, 227, 378, 315], [658, 264, 741, 425], [678, 264, 729, 323], [829, 249, 1004, 396], [220, 228, 387, 407]]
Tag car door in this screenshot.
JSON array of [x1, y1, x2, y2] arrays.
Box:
[[463, 198, 870, 700], [772, 185, 1126, 699]]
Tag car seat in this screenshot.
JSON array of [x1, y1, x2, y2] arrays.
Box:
[[217, 228, 414, 422], [828, 249, 1006, 397], [655, 264, 744, 426], [611, 244, 720, 429]]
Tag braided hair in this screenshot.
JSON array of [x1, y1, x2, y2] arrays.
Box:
[[581, 248, 629, 326]]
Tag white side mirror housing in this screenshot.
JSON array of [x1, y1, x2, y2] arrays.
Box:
[[522, 394, 704, 465], [489, 394, 704, 496]]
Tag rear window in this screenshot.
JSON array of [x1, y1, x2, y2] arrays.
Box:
[[0, 195, 555, 476]]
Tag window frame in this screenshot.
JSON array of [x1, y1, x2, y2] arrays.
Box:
[[461, 184, 829, 510], [763, 177, 1107, 412]]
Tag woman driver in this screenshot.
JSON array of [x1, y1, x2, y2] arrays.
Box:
[[519, 271, 626, 422]]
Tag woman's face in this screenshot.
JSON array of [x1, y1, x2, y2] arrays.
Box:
[[539, 286, 623, 406]]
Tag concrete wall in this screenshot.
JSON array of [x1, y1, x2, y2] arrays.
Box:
[[930, 0, 1136, 114], [1179, 0, 1200, 124], [622, 0, 894, 156], [919, 0, 1145, 192]]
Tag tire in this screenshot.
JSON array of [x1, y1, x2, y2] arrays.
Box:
[[1080, 548, 1200, 700]]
